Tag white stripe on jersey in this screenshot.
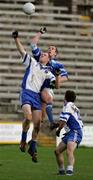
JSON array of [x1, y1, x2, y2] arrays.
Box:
[[22, 53, 55, 93]]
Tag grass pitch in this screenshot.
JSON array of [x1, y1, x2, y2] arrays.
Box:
[[0, 145, 93, 180]]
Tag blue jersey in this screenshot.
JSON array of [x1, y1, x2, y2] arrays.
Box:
[[47, 59, 68, 77], [31, 44, 68, 89]]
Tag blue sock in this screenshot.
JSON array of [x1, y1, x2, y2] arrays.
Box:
[[46, 103, 54, 124], [21, 131, 27, 142], [29, 140, 37, 153]]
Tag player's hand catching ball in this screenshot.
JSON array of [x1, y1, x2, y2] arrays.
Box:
[[12, 30, 18, 39]]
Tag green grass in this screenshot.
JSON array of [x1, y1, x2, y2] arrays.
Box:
[[0, 145, 93, 180]]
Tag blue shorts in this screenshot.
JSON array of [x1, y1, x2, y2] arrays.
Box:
[[62, 130, 83, 146], [20, 89, 42, 110]]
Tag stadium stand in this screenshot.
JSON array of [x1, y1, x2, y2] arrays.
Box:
[[0, 0, 93, 125]]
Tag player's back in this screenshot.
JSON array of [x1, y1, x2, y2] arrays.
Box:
[[60, 102, 83, 132]]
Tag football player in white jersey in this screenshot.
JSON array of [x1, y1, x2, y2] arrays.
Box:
[[12, 31, 55, 163], [31, 28, 68, 130], [55, 90, 83, 176]]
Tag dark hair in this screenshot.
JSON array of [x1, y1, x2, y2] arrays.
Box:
[[65, 90, 76, 102]]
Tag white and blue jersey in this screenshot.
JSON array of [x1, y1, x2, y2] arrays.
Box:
[[20, 52, 55, 110], [31, 44, 41, 62], [31, 44, 68, 89], [60, 102, 83, 145], [21, 52, 55, 92]]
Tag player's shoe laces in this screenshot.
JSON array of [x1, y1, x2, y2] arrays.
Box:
[[58, 170, 65, 176], [19, 141, 26, 152], [50, 122, 59, 130], [28, 148, 38, 163], [66, 170, 73, 176]]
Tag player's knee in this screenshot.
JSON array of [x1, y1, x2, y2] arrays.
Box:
[[47, 96, 53, 103], [26, 114, 32, 121], [41, 90, 53, 103], [54, 149, 60, 156], [44, 96, 53, 104]]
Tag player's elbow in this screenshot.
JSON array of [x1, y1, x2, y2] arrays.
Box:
[[60, 76, 68, 83]]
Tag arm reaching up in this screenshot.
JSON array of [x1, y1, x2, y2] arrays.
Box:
[[31, 27, 47, 45], [12, 31, 26, 57], [31, 27, 47, 61]]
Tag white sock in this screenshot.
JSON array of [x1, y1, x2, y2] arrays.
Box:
[[66, 165, 73, 171], [59, 166, 65, 171]]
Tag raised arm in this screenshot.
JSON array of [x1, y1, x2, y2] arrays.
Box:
[[31, 27, 47, 45], [31, 27, 47, 61], [31, 32, 42, 45], [12, 31, 26, 57]]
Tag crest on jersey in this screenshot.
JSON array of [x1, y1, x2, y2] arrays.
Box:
[[45, 69, 48, 73]]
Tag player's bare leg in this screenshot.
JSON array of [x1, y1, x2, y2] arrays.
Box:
[[28, 110, 41, 162], [41, 102, 46, 123], [66, 141, 77, 175], [20, 104, 32, 152], [55, 142, 66, 175]]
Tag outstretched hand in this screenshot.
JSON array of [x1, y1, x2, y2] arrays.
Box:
[[40, 27, 47, 34], [12, 30, 18, 39]]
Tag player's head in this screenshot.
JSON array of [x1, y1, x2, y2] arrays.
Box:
[[39, 52, 49, 65], [65, 90, 76, 102], [48, 46, 58, 59]]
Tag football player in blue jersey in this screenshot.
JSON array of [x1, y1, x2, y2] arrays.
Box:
[[55, 90, 83, 176], [12, 31, 56, 163], [30, 28, 68, 130]]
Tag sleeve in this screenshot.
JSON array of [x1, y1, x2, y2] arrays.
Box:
[[60, 103, 72, 122], [45, 71, 55, 82], [31, 43, 41, 62], [60, 67, 68, 77], [54, 62, 68, 77], [51, 60, 68, 77], [51, 60, 64, 69], [22, 53, 35, 67]]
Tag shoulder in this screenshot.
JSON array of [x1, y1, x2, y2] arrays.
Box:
[[65, 102, 74, 112], [23, 52, 36, 66], [66, 102, 79, 113], [51, 59, 64, 68]]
